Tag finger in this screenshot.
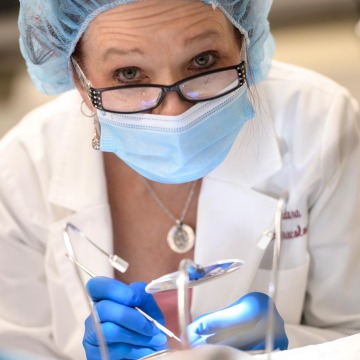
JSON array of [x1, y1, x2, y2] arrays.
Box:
[[95, 300, 160, 336], [188, 331, 265, 351], [187, 332, 210, 347], [84, 316, 167, 348], [190, 293, 269, 335], [130, 282, 165, 325], [189, 307, 258, 335], [242, 339, 266, 351], [86, 277, 141, 306], [83, 342, 104, 360], [107, 343, 165, 360], [274, 335, 289, 350], [102, 322, 167, 348]]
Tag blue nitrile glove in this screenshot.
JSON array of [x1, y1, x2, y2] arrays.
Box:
[[83, 277, 168, 360], [187, 292, 288, 351]]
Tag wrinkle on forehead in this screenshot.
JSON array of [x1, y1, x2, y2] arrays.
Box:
[[84, 0, 229, 39], [98, 0, 217, 26], [80, 0, 237, 68]]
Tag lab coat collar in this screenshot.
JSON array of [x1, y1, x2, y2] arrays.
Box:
[[191, 95, 283, 315], [207, 99, 282, 188], [48, 92, 108, 212], [49, 205, 114, 326]]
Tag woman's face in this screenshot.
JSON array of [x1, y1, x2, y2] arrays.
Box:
[[78, 0, 242, 116]]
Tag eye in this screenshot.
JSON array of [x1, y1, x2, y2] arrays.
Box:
[[192, 53, 217, 68], [114, 67, 142, 83]]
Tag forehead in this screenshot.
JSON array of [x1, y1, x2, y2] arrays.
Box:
[[81, 0, 235, 53]]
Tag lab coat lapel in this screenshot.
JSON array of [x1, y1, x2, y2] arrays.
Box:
[[48, 96, 107, 212], [192, 108, 283, 317], [48, 207, 113, 323], [46, 102, 114, 324]]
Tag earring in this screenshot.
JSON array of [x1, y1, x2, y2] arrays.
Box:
[[92, 115, 101, 151], [80, 101, 100, 150], [80, 100, 95, 118]]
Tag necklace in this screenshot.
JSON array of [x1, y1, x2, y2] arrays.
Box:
[[141, 178, 198, 254]]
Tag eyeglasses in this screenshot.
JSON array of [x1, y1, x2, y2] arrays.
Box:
[[72, 58, 247, 114]]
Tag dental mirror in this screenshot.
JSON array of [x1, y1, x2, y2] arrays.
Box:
[[145, 259, 244, 294]]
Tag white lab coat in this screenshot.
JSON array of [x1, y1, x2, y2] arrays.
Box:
[[0, 61, 359, 360]]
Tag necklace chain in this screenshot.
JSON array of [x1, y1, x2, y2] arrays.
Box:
[[141, 178, 198, 253], [141, 178, 198, 225]]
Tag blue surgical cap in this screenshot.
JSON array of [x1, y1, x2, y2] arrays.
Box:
[[18, 0, 274, 95]]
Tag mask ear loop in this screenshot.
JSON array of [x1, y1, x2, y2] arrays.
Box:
[[74, 55, 101, 151], [239, 37, 257, 112], [63, 223, 110, 360], [265, 193, 288, 358]]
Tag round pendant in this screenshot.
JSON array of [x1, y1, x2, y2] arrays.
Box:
[[167, 223, 195, 254]]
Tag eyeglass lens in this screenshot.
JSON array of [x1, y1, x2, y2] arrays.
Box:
[[180, 68, 238, 100], [101, 68, 240, 113]]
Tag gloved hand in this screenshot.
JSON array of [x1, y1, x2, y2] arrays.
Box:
[[187, 292, 288, 351], [83, 277, 168, 360]]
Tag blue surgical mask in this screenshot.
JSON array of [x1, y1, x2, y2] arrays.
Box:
[[97, 86, 254, 184]]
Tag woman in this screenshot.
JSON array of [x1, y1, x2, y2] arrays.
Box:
[[0, 0, 359, 359]]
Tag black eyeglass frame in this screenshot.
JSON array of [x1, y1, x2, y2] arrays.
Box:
[[72, 58, 247, 114]]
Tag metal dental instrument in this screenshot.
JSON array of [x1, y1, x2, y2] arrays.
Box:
[[63, 239, 181, 343], [145, 259, 244, 294], [142, 194, 287, 358], [265, 193, 288, 359], [64, 222, 129, 273], [139, 259, 200, 359], [63, 225, 110, 360], [65, 253, 96, 277], [135, 307, 182, 343], [176, 259, 195, 350], [63, 223, 245, 357], [142, 257, 246, 359]]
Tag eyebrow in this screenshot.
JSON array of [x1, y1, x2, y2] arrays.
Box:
[[100, 47, 144, 61], [184, 30, 225, 46], [100, 30, 224, 61]]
